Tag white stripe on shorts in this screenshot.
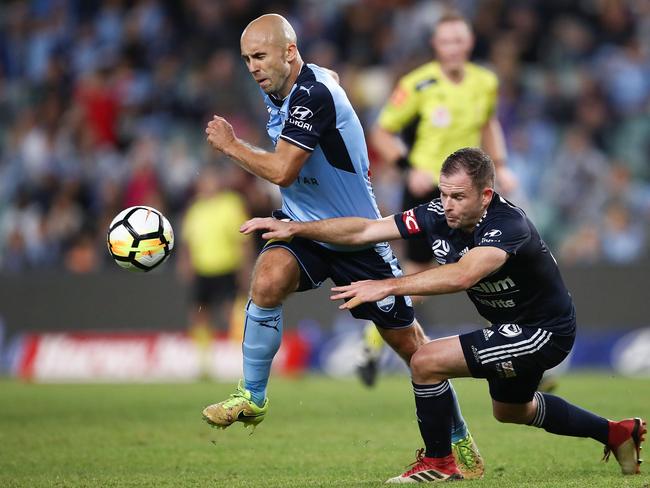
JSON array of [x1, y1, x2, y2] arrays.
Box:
[[479, 331, 553, 365]]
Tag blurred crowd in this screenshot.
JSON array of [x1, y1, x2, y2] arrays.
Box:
[[0, 0, 648, 274]]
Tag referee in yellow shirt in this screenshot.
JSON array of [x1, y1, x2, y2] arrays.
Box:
[[180, 165, 252, 363], [358, 11, 518, 392], [371, 11, 517, 274]]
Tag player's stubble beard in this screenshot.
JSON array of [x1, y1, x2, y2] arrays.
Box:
[[265, 57, 294, 98]]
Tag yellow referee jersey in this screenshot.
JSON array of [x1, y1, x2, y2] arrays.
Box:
[[378, 61, 498, 182], [182, 191, 249, 276]]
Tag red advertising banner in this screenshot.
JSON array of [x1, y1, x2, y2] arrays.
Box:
[[16, 331, 310, 382]]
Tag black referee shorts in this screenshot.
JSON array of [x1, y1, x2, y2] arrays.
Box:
[[193, 273, 237, 307]]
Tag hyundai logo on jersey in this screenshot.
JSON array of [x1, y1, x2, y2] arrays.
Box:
[[289, 105, 314, 120]]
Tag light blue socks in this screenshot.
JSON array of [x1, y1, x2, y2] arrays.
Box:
[[449, 382, 469, 442], [242, 300, 283, 407]]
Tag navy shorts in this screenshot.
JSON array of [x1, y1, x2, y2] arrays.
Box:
[[459, 323, 575, 403], [261, 234, 415, 329]]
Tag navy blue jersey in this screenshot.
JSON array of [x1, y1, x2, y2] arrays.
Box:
[[393, 194, 575, 334], [263, 63, 381, 252]]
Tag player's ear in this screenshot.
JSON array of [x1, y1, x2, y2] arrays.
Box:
[[481, 187, 494, 205], [286, 43, 298, 62]]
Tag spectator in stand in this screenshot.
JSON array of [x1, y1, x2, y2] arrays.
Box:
[[600, 202, 646, 264]]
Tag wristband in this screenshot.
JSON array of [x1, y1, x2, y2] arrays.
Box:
[[396, 156, 410, 170]]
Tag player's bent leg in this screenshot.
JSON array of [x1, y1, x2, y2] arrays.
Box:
[[249, 247, 301, 307], [406, 336, 484, 480], [377, 319, 427, 364], [409, 335, 471, 384], [521, 389, 645, 474], [381, 320, 478, 459], [202, 248, 301, 431], [491, 400, 537, 425]]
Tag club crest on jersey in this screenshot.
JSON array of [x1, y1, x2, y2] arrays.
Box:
[[498, 323, 522, 338], [376, 296, 395, 313], [402, 209, 420, 234], [431, 239, 450, 264], [431, 106, 451, 127]]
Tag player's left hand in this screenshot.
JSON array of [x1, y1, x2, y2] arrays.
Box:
[[331, 280, 390, 310], [206, 115, 236, 152], [240, 217, 294, 240]]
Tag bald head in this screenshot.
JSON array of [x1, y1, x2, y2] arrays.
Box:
[[240, 14, 302, 98], [242, 14, 297, 49]]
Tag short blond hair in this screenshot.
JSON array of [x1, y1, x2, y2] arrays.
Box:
[[433, 11, 471, 35]]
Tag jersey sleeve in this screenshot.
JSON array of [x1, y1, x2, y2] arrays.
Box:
[[393, 203, 432, 240], [280, 83, 335, 152], [477, 212, 530, 255], [377, 78, 420, 133]]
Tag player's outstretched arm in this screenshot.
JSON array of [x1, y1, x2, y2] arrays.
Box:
[[240, 215, 402, 246], [370, 124, 408, 166], [332, 246, 508, 310], [206, 116, 309, 187]]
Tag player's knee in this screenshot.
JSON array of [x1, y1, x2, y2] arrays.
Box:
[[492, 410, 513, 423], [250, 272, 291, 307], [492, 407, 529, 424], [409, 348, 441, 381]]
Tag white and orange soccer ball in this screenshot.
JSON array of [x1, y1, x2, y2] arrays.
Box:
[[107, 206, 174, 272]]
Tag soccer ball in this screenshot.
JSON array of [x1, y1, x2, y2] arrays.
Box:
[[107, 206, 174, 272]]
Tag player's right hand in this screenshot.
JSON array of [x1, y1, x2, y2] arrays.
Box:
[[240, 217, 294, 240], [206, 115, 236, 152]]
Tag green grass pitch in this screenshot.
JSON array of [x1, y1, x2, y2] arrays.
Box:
[[1, 374, 648, 487]]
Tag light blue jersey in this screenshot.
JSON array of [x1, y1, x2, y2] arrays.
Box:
[[263, 63, 382, 250]]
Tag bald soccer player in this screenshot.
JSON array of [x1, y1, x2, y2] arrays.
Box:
[[201, 14, 484, 479]]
